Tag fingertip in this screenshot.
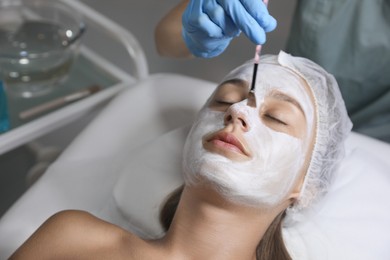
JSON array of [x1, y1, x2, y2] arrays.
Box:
[[263, 16, 277, 32], [199, 51, 220, 58], [260, 34, 266, 44], [181, 30, 230, 58], [248, 27, 266, 45], [257, 35, 266, 45]]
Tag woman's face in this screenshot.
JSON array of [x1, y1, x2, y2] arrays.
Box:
[[182, 64, 316, 208]]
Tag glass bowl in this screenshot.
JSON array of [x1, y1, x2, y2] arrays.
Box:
[[0, 0, 85, 98]]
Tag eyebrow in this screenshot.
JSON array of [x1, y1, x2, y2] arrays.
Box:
[[269, 91, 305, 117], [214, 79, 249, 100], [218, 79, 248, 89]]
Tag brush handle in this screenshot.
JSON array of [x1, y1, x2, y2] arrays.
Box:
[[250, 0, 270, 91], [19, 97, 67, 120], [19, 86, 100, 120], [250, 63, 259, 92]]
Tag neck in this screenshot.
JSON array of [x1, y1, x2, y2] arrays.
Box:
[[157, 185, 288, 260]]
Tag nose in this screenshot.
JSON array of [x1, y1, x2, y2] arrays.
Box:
[[224, 105, 250, 131]]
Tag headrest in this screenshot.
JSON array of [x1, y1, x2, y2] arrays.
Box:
[[113, 126, 390, 258], [113, 126, 187, 237]]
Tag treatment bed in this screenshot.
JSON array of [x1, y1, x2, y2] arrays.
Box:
[[0, 73, 390, 259]]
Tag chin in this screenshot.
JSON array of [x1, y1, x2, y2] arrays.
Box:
[[182, 151, 286, 209]]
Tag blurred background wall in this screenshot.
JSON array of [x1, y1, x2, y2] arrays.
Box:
[[0, 0, 297, 216], [80, 0, 297, 82]]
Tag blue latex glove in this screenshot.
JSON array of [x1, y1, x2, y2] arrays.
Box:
[[182, 0, 277, 58]]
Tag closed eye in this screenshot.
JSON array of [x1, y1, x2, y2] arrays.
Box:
[[209, 99, 237, 111], [216, 100, 235, 105], [264, 114, 288, 126]]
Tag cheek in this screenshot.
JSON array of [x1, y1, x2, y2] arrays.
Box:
[[292, 116, 307, 139], [260, 102, 307, 139], [187, 109, 225, 145], [245, 120, 305, 177]]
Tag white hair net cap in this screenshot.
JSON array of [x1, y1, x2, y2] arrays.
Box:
[[222, 51, 353, 224]]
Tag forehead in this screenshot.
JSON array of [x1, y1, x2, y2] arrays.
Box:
[[256, 65, 310, 100], [220, 64, 311, 99]]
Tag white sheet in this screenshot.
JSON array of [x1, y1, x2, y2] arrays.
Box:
[[0, 74, 215, 258]]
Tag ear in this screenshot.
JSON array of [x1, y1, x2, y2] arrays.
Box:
[[288, 171, 306, 201], [288, 190, 300, 202]]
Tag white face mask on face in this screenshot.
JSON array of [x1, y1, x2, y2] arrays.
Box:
[[182, 64, 314, 209]]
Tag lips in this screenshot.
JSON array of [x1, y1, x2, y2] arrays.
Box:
[[206, 131, 250, 156]]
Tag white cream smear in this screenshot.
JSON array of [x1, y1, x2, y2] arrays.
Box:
[[183, 63, 314, 208]]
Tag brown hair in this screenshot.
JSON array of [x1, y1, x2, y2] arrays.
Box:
[[159, 186, 292, 260]]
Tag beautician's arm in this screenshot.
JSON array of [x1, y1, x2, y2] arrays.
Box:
[[155, 0, 276, 58], [155, 0, 192, 58]]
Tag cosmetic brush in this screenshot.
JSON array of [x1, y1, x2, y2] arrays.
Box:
[[19, 85, 102, 120], [248, 0, 269, 108], [247, 45, 262, 107]]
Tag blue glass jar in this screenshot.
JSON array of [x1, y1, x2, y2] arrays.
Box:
[[0, 81, 10, 133]]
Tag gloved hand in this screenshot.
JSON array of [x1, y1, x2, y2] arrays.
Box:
[[182, 0, 277, 58]]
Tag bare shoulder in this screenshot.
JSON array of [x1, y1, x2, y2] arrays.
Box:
[[44, 210, 142, 251], [11, 210, 143, 259], [46, 209, 125, 236], [42, 210, 125, 238]]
